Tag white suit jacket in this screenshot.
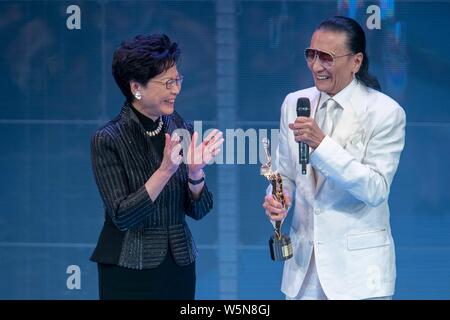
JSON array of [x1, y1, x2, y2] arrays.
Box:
[[274, 82, 406, 299]]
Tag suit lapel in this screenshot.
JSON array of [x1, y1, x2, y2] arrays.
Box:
[[334, 83, 368, 147], [314, 83, 368, 194]]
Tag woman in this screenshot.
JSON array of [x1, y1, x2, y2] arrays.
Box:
[[90, 34, 223, 299]]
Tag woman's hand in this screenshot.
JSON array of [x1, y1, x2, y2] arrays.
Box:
[[187, 129, 224, 175], [262, 192, 291, 222], [146, 133, 183, 201], [159, 133, 183, 176]]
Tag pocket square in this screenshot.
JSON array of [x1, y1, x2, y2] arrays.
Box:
[[349, 130, 365, 145]]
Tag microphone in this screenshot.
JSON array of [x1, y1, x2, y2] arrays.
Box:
[[296, 98, 311, 175]]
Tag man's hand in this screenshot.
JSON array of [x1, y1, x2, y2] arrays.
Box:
[[262, 192, 291, 222], [288, 116, 325, 149]]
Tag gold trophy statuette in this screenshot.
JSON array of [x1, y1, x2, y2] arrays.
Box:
[[261, 138, 293, 261]]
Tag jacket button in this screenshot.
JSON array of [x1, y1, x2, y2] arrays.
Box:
[[314, 209, 321, 215]]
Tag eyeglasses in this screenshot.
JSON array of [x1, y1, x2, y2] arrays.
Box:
[[151, 75, 184, 89], [304, 48, 354, 68]]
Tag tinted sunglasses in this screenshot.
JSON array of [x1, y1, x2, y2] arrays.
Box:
[[304, 48, 354, 68]]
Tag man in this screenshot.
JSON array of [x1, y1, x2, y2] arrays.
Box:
[[263, 16, 406, 300]]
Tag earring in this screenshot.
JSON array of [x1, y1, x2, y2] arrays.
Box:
[[134, 91, 142, 100]]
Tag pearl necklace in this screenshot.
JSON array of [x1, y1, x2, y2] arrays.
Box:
[[145, 117, 163, 137]]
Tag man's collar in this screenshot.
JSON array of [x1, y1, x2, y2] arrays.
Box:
[[319, 78, 358, 109]]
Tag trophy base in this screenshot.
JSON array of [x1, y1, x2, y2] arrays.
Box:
[[269, 235, 293, 261]]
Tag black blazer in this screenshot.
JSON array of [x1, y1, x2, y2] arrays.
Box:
[[90, 103, 213, 269]]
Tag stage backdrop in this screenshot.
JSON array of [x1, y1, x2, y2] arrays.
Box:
[[0, 0, 449, 299]]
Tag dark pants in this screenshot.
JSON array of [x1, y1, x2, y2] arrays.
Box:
[[97, 252, 195, 300]]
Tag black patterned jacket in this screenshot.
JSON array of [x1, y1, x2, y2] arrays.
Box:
[[90, 103, 213, 269]]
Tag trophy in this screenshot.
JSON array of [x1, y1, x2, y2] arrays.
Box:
[[260, 138, 293, 261]]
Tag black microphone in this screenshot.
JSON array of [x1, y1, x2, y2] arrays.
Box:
[[296, 98, 311, 175]]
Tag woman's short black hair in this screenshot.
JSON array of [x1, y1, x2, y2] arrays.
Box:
[[112, 34, 180, 102]]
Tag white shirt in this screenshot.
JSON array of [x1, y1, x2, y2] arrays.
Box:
[[314, 78, 358, 136]]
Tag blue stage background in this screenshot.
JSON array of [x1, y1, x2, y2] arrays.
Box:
[[0, 0, 449, 299]]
